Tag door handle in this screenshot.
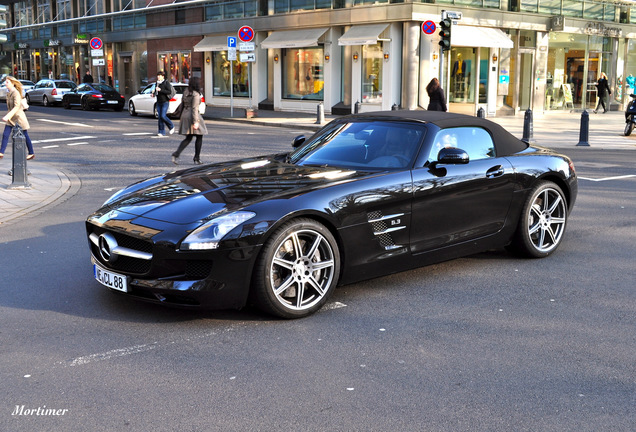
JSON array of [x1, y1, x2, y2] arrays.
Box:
[[486, 165, 504, 178]]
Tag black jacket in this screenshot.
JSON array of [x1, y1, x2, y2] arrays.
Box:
[[427, 86, 447, 112], [156, 80, 172, 104]]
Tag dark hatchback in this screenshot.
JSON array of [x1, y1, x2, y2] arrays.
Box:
[[62, 83, 125, 111], [86, 111, 577, 318]]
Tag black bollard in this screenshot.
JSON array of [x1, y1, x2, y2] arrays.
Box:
[[477, 107, 485, 118], [391, 103, 398, 111], [315, 102, 325, 124], [354, 101, 361, 114], [521, 108, 534, 143], [8, 125, 31, 190], [576, 110, 590, 147]]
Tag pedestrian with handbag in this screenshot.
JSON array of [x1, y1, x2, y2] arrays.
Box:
[[0, 76, 35, 160], [171, 76, 207, 165]]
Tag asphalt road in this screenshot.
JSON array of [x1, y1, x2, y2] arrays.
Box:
[[1, 106, 635, 431]]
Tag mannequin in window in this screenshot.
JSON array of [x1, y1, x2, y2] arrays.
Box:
[[220, 54, 230, 91], [452, 53, 466, 79]]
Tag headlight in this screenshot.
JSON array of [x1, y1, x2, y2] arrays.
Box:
[[180, 211, 256, 251]]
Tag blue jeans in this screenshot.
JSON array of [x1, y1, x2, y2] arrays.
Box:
[[1, 125, 34, 155], [157, 101, 174, 135]]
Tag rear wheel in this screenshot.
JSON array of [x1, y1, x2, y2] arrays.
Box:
[[128, 101, 137, 116], [26, 94, 32, 104], [509, 181, 568, 258], [43, 96, 50, 107], [153, 104, 158, 119], [252, 218, 340, 319], [625, 116, 634, 136]]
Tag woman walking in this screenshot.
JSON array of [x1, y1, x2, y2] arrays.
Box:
[[593, 72, 611, 114], [426, 77, 447, 112], [171, 76, 207, 165], [0, 76, 35, 160]]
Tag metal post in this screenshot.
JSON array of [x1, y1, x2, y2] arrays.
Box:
[[576, 110, 591, 147], [316, 102, 325, 124], [477, 107, 485, 118], [354, 101, 361, 114], [521, 108, 534, 143], [8, 125, 31, 190], [391, 103, 398, 111]]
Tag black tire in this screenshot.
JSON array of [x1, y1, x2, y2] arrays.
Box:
[[43, 96, 50, 107], [82, 98, 91, 111], [63, 99, 71, 109], [153, 104, 158, 119], [252, 218, 340, 319], [625, 120, 634, 136], [128, 101, 137, 116], [26, 94, 31, 104], [509, 181, 568, 258]]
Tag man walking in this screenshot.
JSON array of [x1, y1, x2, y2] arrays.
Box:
[[152, 71, 175, 137]]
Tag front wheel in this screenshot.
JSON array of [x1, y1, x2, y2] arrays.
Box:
[[509, 181, 568, 258], [625, 116, 634, 136], [82, 98, 91, 111], [252, 218, 340, 319], [128, 101, 137, 116]]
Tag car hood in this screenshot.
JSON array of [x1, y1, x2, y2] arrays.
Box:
[[102, 157, 367, 224]]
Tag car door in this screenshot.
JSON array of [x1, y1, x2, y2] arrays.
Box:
[[136, 84, 156, 114], [68, 85, 85, 105], [410, 126, 516, 254]]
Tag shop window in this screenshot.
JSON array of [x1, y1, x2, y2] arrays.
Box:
[[157, 51, 191, 84], [282, 47, 324, 100], [212, 51, 250, 97], [361, 43, 382, 104]]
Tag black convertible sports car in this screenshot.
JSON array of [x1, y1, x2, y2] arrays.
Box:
[[86, 111, 577, 318]]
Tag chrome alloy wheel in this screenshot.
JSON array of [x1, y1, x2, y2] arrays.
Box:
[[526, 186, 567, 254], [269, 228, 336, 311]]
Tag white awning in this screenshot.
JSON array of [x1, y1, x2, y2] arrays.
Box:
[[260, 28, 329, 49], [193, 36, 233, 52], [338, 24, 390, 46], [452, 26, 513, 49]]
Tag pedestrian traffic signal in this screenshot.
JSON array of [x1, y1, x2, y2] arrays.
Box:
[[439, 18, 452, 51]]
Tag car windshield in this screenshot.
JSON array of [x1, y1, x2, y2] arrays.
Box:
[[290, 120, 426, 170]]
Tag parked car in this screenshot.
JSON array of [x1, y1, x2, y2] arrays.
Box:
[[0, 79, 36, 101], [86, 110, 578, 319], [25, 79, 77, 107], [127, 83, 205, 118], [62, 83, 125, 111]]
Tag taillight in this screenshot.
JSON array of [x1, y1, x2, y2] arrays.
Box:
[[51, 89, 57, 95], [91, 94, 103, 98], [200, 96, 205, 103]]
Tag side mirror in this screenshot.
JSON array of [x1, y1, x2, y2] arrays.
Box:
[[437, 147, 469, 165], [292, 135, 306, 148]]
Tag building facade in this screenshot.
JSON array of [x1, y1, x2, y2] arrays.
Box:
[[2, 0, 636, 116]]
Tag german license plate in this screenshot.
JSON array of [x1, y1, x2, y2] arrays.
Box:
[[107, 100, 117, 104], [94, 264, 128, 292]]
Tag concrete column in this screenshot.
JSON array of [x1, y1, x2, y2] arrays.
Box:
[[401, 22, 420, 110]]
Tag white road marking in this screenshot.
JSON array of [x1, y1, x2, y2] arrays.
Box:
[[41, 145, 59, 149], [579, 175, 636, 182], [123, 132, 154, 136], [321, 301, 347, 311], [66, 142, 89, 146], [67, 343, 157, 367], [32, 136, 96, 144], [36, 118, 94, 128]]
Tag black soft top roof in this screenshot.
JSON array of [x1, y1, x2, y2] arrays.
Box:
[[340, 110, 529, 156]]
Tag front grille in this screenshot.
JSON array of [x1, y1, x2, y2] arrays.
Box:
[[88, 225, 153, 275]]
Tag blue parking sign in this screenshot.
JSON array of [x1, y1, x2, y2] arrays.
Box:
[[227, 36, 237, 48]]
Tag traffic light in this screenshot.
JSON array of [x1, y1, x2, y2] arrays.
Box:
[[439, 18, 452, 51], [0, 5, 7, 44]]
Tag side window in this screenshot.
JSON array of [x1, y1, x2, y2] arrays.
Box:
[[429, 127, 495, 162]]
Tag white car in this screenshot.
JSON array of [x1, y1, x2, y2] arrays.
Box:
[[127, 83, 206, 118], [0, 79, 36, 100]]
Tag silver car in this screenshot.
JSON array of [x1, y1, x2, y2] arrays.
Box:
[[25, 79, 77, 107], [128, 83, 205, 118], [0, 79, 36, 101]]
